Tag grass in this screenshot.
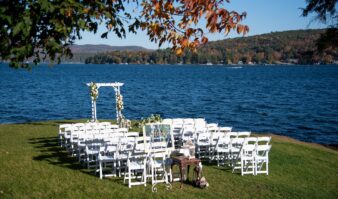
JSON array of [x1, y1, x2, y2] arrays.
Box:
[[0, 120, 337, 199]]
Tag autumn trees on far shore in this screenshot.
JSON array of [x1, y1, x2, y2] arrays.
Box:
[[84, 29, 337, 65]]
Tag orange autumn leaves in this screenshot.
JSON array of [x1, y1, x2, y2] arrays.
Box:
[[140, 0, 248, 56]]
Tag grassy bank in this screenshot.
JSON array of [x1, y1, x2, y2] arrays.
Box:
[[0, 120, 337, 198]]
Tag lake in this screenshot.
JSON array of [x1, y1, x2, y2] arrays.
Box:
[[0, 64, 337, 144]]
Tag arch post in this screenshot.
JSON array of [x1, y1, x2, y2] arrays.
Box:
[[87, 82, 125, 125]]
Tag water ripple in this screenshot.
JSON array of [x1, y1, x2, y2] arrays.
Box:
[[0, 64, 338, 144]]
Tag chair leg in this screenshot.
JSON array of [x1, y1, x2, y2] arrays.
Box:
[[151, 165, 155, 185], [144, 168, 147, 187], [99, 161, 103, 179], [251, 160, 254, 175], [113, 161, 117, 177], [241, 159, 244, 176], [164, 169, 168, 184], [169, 167, 173, 182], [266, 159, 269, 175], [118, 161, 121, 177], [128, 167, 131, 188]]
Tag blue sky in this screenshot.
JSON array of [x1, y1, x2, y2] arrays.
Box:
[[75, 0, 326, 49]]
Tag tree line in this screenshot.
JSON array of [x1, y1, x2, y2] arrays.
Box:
[[85, 29, 337, 65]]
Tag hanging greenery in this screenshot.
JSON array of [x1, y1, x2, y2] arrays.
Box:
[[89, 82, 99, 102], [118, 115, 131, 129], [116, 93, 124, 111], [138, 114, 162, 128]]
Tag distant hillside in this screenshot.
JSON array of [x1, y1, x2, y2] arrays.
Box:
[[70, 44, 151, 53], [199, 29, 336, 64], [83, 29, 337, 65], [62, 44, 151, 63]]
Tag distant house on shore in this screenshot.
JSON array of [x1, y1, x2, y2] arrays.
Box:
[[287, 59, 299, 64]]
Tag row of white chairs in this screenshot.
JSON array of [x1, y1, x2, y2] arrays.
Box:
[[215, 136, 272, 175], [59, 122, 173, 188], [58, 122, 132, 155], [163, 118, 233, 149], [58, 122, 121, 146], [58, 119, 272, 188], [197, 131, 252, 160], [160, 119, 272, 176], [88, 138, 173, 188]]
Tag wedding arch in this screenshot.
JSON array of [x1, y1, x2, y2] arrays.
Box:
[[86, 82, 125, 126]]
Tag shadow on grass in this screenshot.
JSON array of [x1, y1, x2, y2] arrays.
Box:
[[29, 136, 95, 177], [200, 160, 236, 173], [22, 121, 76, 127], [29, 136, 238, 184]]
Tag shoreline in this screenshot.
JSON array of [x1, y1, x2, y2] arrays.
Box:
[[1, 62, 338, 66], [1, 119, 337, 151], [54, 63, 338, 66]]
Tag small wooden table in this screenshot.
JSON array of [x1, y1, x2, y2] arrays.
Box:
[[171, 156, 201, 188]]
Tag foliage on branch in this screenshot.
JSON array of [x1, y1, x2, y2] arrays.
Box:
[[0, 0, 248, 69], [302, 0, 337, 24], [0, 0, 131, 69], [301, 0, 337, 52], [138, 0, 248, 56]]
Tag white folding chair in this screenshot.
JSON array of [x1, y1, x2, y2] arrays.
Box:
[[124, 152, 147, 188], [76, 138, 87, 163], [172, 118, 184, 125], [239, 137, 257, 175], [69, 131, 80, 156], [195, 126, 207, 135], [117, 137, 135, 177], [194, 118, 206, 128], [107, 124, 119, 131], [85, 139, 104, 169], [231, 137, 256, 174], [237, 131, 251, 138], [196, 132, 210, 159], [162, 118, 173, 125], [73, 123, 85, 130], [171, 120, 183, 149], [225, 132, 238, 139], [257, 136, 271, 145], [229, 137, 244, 166], [97, 122, 111, 131], [255, 145, 272, 175], [148, 142, 170, 185], [126, 132, 139, 138], [209, 132, 223, 161], [117, 128, 128, 135], [59, 124, 72, 147], [183, 118, 194, 126], [219, 127, 232, 134], [194, 119, 207, 136], [98, 144, 118, 179], [134, 137, 150, 153], [206, 123, 218, 129], [85, 122, 98, 133], [215, 136, 231, 166], [181, 126, 195, 144]]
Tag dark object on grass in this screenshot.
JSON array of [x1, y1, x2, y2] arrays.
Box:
[[192, 164, 209, 189]]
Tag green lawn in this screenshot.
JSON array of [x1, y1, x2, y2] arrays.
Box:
[[0, 120, 337, 198]]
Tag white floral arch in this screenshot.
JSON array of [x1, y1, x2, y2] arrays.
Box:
[[86, 82, 125, 126]]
